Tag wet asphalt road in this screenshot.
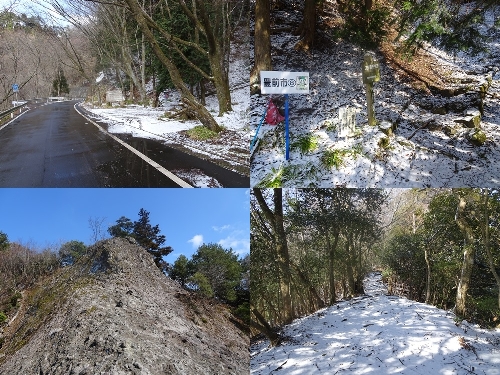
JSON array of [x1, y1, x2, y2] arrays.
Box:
[[0, 101, 248, 187]]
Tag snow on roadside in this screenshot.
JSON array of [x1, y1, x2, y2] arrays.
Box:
[[251, 273, 500, 375], [81, 27, 250, 178]]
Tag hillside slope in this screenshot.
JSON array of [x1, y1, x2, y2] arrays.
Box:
[[250, 2, 500, 187], [251, 273, 500, 374], [0, 237, 248, 375]]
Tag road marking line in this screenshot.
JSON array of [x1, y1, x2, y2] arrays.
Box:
[[74, 103, 193, 188]]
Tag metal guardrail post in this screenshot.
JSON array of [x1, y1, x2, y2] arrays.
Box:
[[0, 103, 27, 119]]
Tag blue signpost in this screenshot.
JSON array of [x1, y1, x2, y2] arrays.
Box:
[[260, 71, 310, 161], [284, 94, 290, 160], [12, 84, 19, 93]]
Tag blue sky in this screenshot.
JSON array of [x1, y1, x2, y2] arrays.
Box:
[[1, 0, 72, 26], [0, 189, 250, 263]]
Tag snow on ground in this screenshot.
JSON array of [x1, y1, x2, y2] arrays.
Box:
[[251, 273, 500, 375], [250, 5, 500, 187], [81, 28, 250, 183]]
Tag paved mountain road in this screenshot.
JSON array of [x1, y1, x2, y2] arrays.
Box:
[[0, 101, 247, 187]]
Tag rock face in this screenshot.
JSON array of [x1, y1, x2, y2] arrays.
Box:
[[0, 238, 249, 375]]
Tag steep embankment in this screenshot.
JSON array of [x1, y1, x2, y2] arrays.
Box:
[[0, 238, 248, 375], [251, 273, 500, 374]]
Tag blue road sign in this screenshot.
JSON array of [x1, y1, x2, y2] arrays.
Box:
[[12, 84, 19, 92]]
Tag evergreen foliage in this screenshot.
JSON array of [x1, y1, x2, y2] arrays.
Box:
[[151, 2, 211, 95], [189, 272, 214, 298], [133, 208, 172, 270], [51, 67, 70, 97], [394, 0, 495, 56], [107, 216, 134, 238], [169, 254, 192, 287], [108, 209, 173, 272], [58, 241, 87, 266], [334, 0, 392, 48], [380, 189, 500, 326], [0, 231, 9, 251], [251, 188, 387, 342], [170, 243, 248, 323], [189, 243, 242, 303]]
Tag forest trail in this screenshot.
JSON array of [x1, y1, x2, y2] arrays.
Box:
[[251, 273, 500, 375]]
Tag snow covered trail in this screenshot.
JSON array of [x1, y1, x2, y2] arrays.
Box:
[[251, 273, 500, 375]]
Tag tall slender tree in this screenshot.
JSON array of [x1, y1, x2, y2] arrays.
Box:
[[132, 208, 173, 270], [253, 188, 293, 324], [250, 0, 271, 89]]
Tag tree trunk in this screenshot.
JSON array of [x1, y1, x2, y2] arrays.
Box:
[[251, 308, 280, 346], [253, 188, 293, 324], [354, 236, 365, 295], [191, 0, 232, 115], [454, 193, 475, 317], [273, 188, 293, 324], [208, 51, 232, 115], [327, 230, 340, 305], [481, 190, 500, 309], [141, 32, 146, 103], [424, 246, 431, 304], [294, 0, 316, 52], [124, 0, 221, 132], [199, 79, 206, 106], [290, 260, 325, 310], [250, 0, 272, 89]]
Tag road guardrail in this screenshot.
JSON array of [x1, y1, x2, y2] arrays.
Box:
[[0, 102, 28, 119]]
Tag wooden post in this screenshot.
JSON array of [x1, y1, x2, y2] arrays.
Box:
[[365, 82, 375, 126], [362, 53, 380, 126]]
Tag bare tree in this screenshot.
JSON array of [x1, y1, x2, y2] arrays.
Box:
[[88, 216, 108, 244]]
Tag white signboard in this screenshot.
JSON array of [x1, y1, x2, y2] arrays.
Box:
[[260, 71, 309, 94], [106, 89, 125, 103]]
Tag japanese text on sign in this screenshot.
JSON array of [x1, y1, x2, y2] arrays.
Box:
[[260, 71, 310, 94], [362, 54, 380, 85]]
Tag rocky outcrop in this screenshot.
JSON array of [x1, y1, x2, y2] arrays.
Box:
[[0, 238, 249, 375]]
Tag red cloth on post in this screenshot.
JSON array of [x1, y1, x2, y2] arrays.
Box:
[[265, 100, 285, 125]]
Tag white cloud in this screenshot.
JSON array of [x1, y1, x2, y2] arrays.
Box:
[[188, 234, 204, 248], [212, 224, 232, 232], [218, 234, 250, 256]]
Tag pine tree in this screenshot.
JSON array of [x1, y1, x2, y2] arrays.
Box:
[[132, 208, 173, 271], [107, 216, 134, 238], [170, 254, 192, 287], [0, 231, 9, 251]]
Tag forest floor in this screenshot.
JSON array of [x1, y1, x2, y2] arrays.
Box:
[[250, 272, 500, 375], [82, 28, 250, 182], [250, 3, 500, 187]]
